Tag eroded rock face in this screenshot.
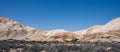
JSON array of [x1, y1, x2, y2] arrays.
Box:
[[80, 30, 120, 42], [0, 16, 120, 42], [45, 29, 77, 41]]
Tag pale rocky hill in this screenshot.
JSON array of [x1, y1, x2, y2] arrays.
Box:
[[90, 17, 120, 33], [0, 17, 77, 41], [75, 17, 120, 34], [0, 16, 120, 42], [75, 17, 120, 42], [0, 17, 48, 40]]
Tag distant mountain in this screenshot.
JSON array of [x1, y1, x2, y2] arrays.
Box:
[[0, 16, 120, 42]]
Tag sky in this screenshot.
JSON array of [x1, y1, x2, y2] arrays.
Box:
[[0, 0, 120, 31]]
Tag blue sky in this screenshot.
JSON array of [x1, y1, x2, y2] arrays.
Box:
[[0, 0, 120, 31]]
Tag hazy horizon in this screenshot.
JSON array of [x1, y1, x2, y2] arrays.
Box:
[[0, 0, 120, 31]]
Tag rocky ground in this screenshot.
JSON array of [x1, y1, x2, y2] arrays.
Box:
[[0, 39, 120, 52]]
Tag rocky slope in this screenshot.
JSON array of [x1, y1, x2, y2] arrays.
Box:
[[74, 17, 120, 42], [0, 16, 120, 42], [0, 17, 48, 40]]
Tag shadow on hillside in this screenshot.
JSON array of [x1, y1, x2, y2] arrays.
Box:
[[0, 39, 120, 52]]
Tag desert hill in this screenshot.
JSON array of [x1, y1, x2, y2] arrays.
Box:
[[0, 16, 120, 42]]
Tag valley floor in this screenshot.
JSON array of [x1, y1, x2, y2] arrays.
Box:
[[0, 39, 120, 52]]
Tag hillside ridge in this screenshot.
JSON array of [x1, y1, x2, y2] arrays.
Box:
[[0, 17, 120, 42]]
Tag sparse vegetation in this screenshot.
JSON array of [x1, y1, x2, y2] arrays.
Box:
[[0, 39, 120, 52]]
